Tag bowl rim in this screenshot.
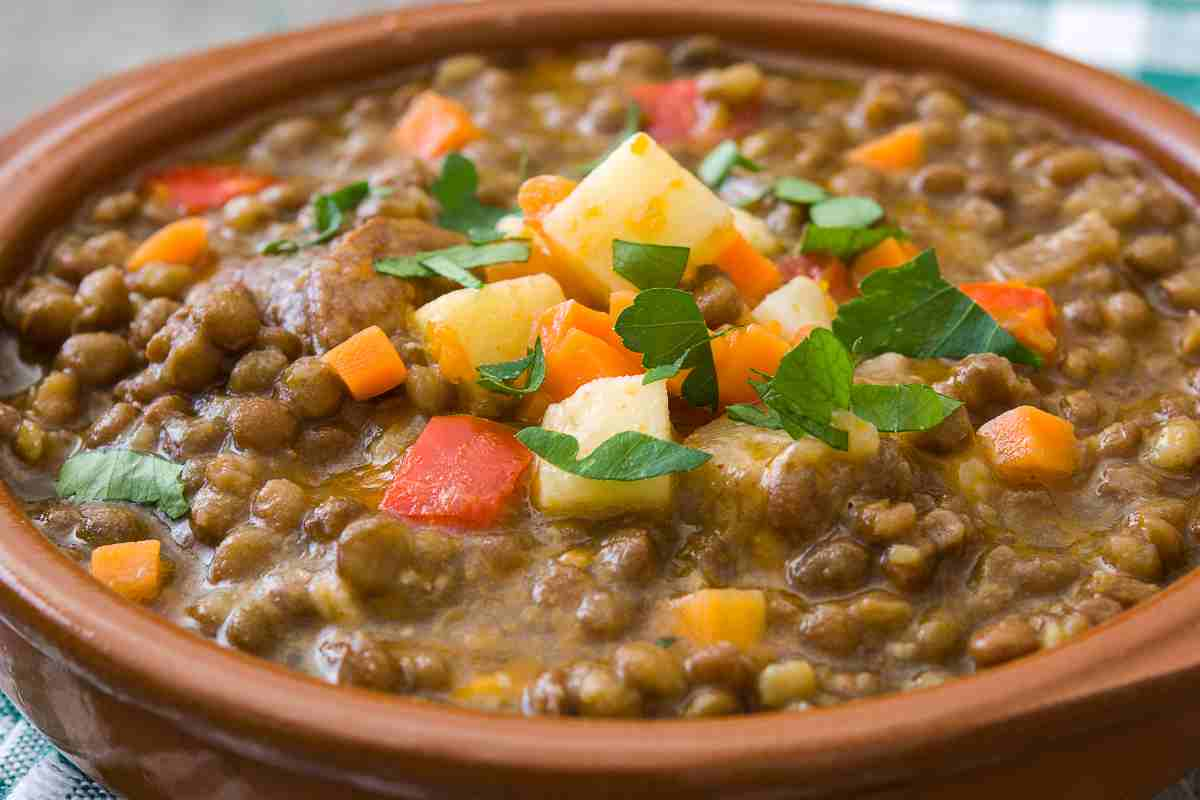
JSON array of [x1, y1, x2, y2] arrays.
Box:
[[3, 0, 1200, 793]]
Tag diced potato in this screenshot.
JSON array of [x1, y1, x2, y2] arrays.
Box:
[[752, 276, 834, 339], [987, 210, 1119, 286], [731, 206, 782, 256], [540, 133, 736, 302], [672, 588, 766, 649], [414, 274, 564, 381], [533, 376, 673, 518]]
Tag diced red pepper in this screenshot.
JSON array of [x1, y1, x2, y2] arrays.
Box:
[[631, 79, 701, 144], [960, 281, 1058, 357], [380, 416, 532, 529], [146, 165, 276, 214], [777, 254, 857, 303]]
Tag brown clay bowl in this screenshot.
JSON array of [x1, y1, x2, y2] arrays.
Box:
[[2, 2, 1200, 798]]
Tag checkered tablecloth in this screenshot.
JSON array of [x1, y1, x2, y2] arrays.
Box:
[[2, 1, 1199, 798]]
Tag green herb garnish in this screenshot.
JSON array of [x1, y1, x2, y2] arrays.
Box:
[[476, 339, 547, 396], [259, 180, 377, 254], [800, 225, 908, 260], [809, 196, 884, 228], [56, 449, 189, 519], [849, 383, 963, 433], [655, 636, 679, 649], [375, 240, 531, 289], [431, 153, 516, 241], [614, 288, 720, 411], [516, 428, 711, 481], [575, 103, 642, 177], [833, 249, 1042, 368], [774, 177, 829, 205], [735, 328, 962, 450], [697, 139, 762, 188], [612, 240, 689, 290]]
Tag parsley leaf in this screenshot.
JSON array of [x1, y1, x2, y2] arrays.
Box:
[[614, 288, 721, 411], [774, 177, 828, 205], [576, 103, 642, 177], [698, 139, 762, 188], [476, 339, 546, 396], [516, 428, 711, 481], [768, 327, 853, 431], [431, 153, 515, 240], [809, 196, 884, 228], [721, 176, 771, 208], [800, 225, 908, 260], [56, 449, 189, 519], [833, 249, 1042, 368], [375, 240, 530, 288], [311, 182, 371, 245], [258, 181, 376, 254], [850, 384, 962, 432], [726, 402, 783, 429], [612, 240, 689, 290]]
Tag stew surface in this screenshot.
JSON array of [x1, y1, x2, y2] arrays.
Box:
[[4, 39, 1200, 718]]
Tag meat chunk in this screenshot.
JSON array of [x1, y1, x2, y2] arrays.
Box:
[[228, 218, 465, 354], [934, 353, 1038, 423], [679, 417, 792, 531], [988, 210, 1119, 286]]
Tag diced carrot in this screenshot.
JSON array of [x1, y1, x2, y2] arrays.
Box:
[[672, 588, 766, 649], [977, 405, 1078, 485], [630, 79, 701, 144], [91, 540, 162, 603], [960, 281, 1058, 357], [517, 175, 577, 221], [846, 123, 925, 173], [715, 232, 782, 306], [542, 328, 643, 401], [322, 325, 408, 400], [710, 323, 791, 406], [533, 300, 639, 367], [425, 322, 475, 383], [392, 91, 482, 160], [779, 253, 856, 303], [126, 217, 208, 271], [609, 290, 637, 326], [851, 237, 921, 283], [146, 165, 275, 214]]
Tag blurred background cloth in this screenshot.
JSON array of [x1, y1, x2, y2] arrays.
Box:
[[1, 1, 1200, 798]]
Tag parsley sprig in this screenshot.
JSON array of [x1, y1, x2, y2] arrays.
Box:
[[57, 449, 189, 519], [516, 428, 710, 481], [476, 339, 547, 396], [260, 181, 382, 255], [431, 153, 518, 243], [375, 240, 531, 290], [698, 140, 762, 188]]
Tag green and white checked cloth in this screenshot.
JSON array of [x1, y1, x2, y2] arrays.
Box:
[[1, 1, 1198, 798]]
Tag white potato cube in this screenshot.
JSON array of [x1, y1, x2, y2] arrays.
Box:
[[414, 274, 564, 379], [731, 207, 781, 256], [533, 376, 674, 518], [541, 133, 736, 302], [751, 276, 834, 339]]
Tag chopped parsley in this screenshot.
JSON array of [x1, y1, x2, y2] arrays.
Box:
[[774, 177, 829, 205], [612, 240, 689, 290], [697, 139, 762, 188], [515, 428, 711, 481], [374, 240, 531, 289], [476, 339, 547, 397], [259, 180, 378, 254], [431, 153, 517, 242], [56, 449, 189, 519]]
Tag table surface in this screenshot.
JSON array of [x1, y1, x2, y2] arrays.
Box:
[[1, 1, 1200, 798]]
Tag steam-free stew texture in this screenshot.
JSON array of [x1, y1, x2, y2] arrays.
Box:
[[4, 39, 1200, 717]]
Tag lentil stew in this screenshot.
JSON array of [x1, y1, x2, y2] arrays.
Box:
[[3, 38, 1200, 721]]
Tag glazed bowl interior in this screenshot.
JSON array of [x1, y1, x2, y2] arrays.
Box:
[[3, 0, 1200, 794]]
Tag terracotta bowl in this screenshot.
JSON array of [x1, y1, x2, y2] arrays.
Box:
[[3, 2, 1200, 798]]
